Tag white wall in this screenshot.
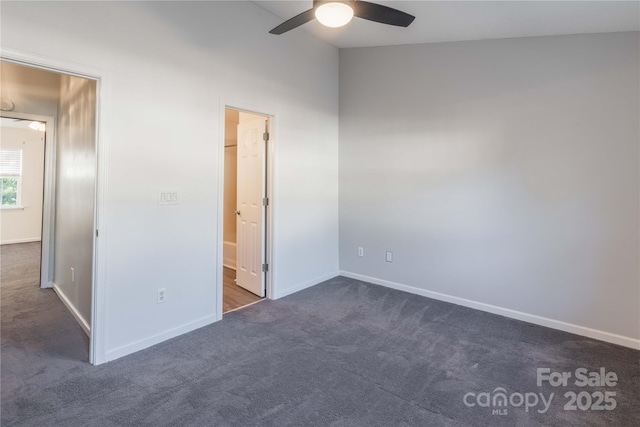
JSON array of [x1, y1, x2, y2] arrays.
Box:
[[339, 32, 639, 345], [0, 126, 45, 244], [54, 74, 97, 329], [1, 1, 339, 361]]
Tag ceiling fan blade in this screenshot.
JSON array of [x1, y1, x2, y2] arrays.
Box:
[[353, 1, 415, 27], [269, 9, 315, 35]]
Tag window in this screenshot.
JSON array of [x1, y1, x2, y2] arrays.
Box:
[[0, 149, 22, 207]]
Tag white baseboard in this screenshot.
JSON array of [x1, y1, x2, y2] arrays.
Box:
[[339, 271, 640, 350], [53, 282, 91, 337], [1, 237, 41, 245], [273, 271, 339, 300], [105, 314, 218, 362], [223, 241, 236, 270]]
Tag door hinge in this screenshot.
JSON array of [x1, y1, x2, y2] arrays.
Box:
[[263, 132, 269, 142], [262, 263, 269, 273], [262, 197, 269, 206], [96, 229, 99, 238]]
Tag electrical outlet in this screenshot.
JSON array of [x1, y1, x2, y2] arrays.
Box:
[[157, 288, 167, 304], [70, 267, 75, 282], [358, 246, 364, 257], [386, 251, 393, 263]]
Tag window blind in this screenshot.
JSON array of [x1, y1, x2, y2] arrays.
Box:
[[0, 150, 22, 177]]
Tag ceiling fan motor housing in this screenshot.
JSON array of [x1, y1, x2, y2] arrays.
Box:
[[313, 0, 355, 8]]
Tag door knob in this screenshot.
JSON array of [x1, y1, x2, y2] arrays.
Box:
[[234, 210, 241, 216]]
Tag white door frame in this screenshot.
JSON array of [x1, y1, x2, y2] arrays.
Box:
[[217, 101, 276, 319], [1, 48, 111, 365], [0, 111, 55, 288]]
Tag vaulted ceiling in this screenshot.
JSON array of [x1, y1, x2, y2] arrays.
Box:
[[256, 1, 640, 48]]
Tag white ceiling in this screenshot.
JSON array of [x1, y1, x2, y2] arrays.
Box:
[[1, 61, 61, 116], [255, 1, 640, 48]]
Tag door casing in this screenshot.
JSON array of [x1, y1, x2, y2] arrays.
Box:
[[1, 49, 110, 365]]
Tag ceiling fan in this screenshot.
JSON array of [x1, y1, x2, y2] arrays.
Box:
[[269, 0, 415, 35]]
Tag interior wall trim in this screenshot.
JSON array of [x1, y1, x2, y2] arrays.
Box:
[[273, 271, 340, 300], [0, 237, 42, 245], [105, 314, 217, 362], [53, 282, 91, 337], [223, 240, 237, 270], [339, 271, 640, 350]]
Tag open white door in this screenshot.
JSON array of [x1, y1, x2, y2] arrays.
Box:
[[235, 116, 266, 297]]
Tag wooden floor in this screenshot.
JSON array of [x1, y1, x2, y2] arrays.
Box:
[[223, 267, 262, 313]]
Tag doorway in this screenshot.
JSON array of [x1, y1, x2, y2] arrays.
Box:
[[1, 112, 55, 288], [0, 116, 47, 249], [0, 60, 98, 360], [222, 108, 271, 313]]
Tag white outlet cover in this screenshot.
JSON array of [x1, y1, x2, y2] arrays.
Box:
[[386, 251, 393, 262], [157, 288, 167, 303]]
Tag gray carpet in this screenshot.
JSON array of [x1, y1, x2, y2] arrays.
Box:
[[2, 243, 639, 426]]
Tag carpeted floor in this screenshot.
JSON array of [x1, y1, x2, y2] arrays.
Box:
[[1, 243, 639, 426]]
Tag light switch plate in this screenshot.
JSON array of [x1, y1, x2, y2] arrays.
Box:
[[158, 191, 179, 205]]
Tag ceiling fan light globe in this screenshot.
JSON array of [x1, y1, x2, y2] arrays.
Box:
[[315, 2, 354, 28]]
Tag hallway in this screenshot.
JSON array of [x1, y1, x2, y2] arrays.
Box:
[[1, 242, 89, 405]]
